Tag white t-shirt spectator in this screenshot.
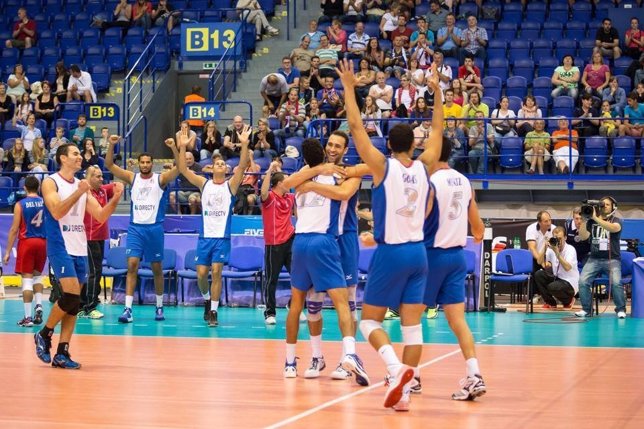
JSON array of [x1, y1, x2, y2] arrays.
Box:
[[544, 244, 579, 292], [67, 71, 97, 102], [259, 74, 289, 97]]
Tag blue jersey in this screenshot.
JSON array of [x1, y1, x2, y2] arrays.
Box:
[[339, 191, 359, 235], [19, 196, 46, 239]]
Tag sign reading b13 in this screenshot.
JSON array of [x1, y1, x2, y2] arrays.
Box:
[[181, 23, 242, 57]]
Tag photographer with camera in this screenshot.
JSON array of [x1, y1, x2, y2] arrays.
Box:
[[565, 207, 591, 268], [575, 197, 626, 319], [534, 227, 579, 310]]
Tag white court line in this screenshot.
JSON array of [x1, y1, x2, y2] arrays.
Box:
[[264, 348, 462, 429]]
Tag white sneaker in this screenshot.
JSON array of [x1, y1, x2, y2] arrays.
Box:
[[392, 392, 411, 412], [299, 310, 307, 322], [265, 316, 276, 325], [304, 356, 326, 378], [617, 311, 626, 319], [575, 310, 590, 318], [532, 295, 543, 305], [330, 363, 352, 380], [383, 365, 414, 408], [268, 27, 279, 35], [452, 374, 487, 401], [283, 361, 297, 378]]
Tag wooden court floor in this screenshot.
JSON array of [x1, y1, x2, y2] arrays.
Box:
[[0, 301, 643, 429]]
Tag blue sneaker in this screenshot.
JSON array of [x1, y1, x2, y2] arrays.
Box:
[[341, 353, 370, 386], [155, 306, 165, 321], [52, 353, 82, 369], [34, 332, 52, 364], [118, 307, 133, 323]]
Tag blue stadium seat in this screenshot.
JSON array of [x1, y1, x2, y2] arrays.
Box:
[[532, 77, 553, 104], [488, 58, 509, 82], [169, 27, 181, 54], [498, 137, 524, 172], [80, 28, 102, 51], [534, 96, 549, 113], [37, 29, 58, 49], [20, 47, 41, 67], [52, 13, 71, 35], [513, 59, 535, 82], [487, 40, 507, 62], [60, 30, 79, 46], [507, 96, 522, 114], [555, 39, 578, 62], [583, 136, 609, 173], [25, 65, 45, 84], [566, 21, 587, 40], [615, 75, 632, 92], [85, 0, 106, 16], [532, 40, 554, 63], [103, 27, 123, 48], [612, 137, 636, 172], [578, 39, 596, 61], [525, 3, 547, 23], [147, 27, 168, 48], [459, 3, 479, 19], [35, 119, 48, 137], [364, 22, 379, 38], [33, 14, 51, 31], [153, 49, 171, 71], [501, 3, 523, 24], [495, 22, 518, 41], [66, 0, 85, 16], [479, 20, 496, 35], [482, 76, 502, 102], [107, 46, 127, 72], [24, 0, 43, 17], [552, 96, 575, 118], [42, 47, 61, 70], [43, 0, 64, 15], [91, 64, 112, 92], [543, 22, 565, 42], [520, 22, 541, 40], [508, 40, 531, 65], [571, 3, 592, 22], [63, 47, 84, 66], [594, 2, 613, 21], [613, 57, 633, 77], [127, 44, 148, 72], [72, 12, 92, 33], [506, 76, 528, 99], [481, 96, 498, 110], [0, 50, 19, 72], [548, 3, 570, 24]]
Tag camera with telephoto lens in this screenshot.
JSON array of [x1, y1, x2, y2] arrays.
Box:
[[581, 199, 602, 217], [549, 237, 559, 247]]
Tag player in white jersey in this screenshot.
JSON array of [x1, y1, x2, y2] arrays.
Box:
[[34, 143, 123, 369], [337, 59, 445, 411], [105, 136, 181, 323], [423, 137, 487, 401]]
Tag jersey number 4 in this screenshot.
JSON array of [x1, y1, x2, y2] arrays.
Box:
[[30, 209, 44, 228]]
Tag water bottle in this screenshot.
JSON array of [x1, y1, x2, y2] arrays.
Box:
[[513, 236, 521, 249]]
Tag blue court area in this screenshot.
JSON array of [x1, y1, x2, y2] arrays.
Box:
[[1, 299, 642, 348]]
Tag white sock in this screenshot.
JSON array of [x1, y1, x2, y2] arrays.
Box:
[[466, 358, 480, 377], [310, 335, 323, 358], [202, 292, 210, 300], [414, 367, 420, 378], [211, 300, 219, 311], [342, 336, 356, 355], [378, 344, 401, 377], [286, 343, 296, 364], [24, 303, 32, 318], [125, 295, 134, 309], [156, 295, 163, 307], [34, 293, 42, 306]]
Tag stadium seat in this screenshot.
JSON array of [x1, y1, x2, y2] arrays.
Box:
[[501, 3, 523, 24], [86, 0, 106, 16], [0, 177, 14, 208], [91, 64, 112, 92], [498, 136, 524, 172], [506, 76, 528, 99], [487, 40, 508, 61], [534, 96, 549, 113], [490, 249, 534, 312], [495, 22, 518, 41], [613, 57, 634, 77], [102, 247, 129, 302], [555, 39, 578, 62], [571, 3, 592, 22], [578, 39, 596, 61], [364, 22, 379, 38], [459, 3, 478, 19], [615, 75, 632, 92], [548, 3, 570, 24], [281, 157, 299, 174], [21, 47, 41, 67], [507, 96, 522, 114], [43, 0, 64, 15], [60, 30, 79, 46], [508, 40, 531, 65], [481, 96, 498, 110], [63, 47, 84, 66], [525, 3, 547, 23], [552, 96, 575, 117], [583, 136, 609, 173], [33, 14, 50, 31], [222, 246, 264, 307], [67, 0, 85, 17], [85, 46, 106, 69], [513, 59, 535, 81], [0, 50, 19, 72], [611, 137, 636, 172], [52, 13, 71, 35], [482, 76, 502, 103], [543, 21, 565, 41], [520, 21, 541, 40], [532, 77, 553, 104], [566, 21, 587, 40], [176, 249, 201, 303], [487, 58, 509, 82], [153, 50, 171, 72], [138, 249, 178, 305], [107, 46, 127, 72], [537, 57, 559, 78], [103, 27, 123, 48], [25, 65, 45, 84]]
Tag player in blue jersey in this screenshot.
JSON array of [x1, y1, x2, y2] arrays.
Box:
[[337, 59, 445, 411], [34, 143, 123, 369], [4, 176, 47, 327], [106, 135, 181, 323]]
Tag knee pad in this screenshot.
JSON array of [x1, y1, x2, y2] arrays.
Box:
[[33, 275, 46, 285], [359, 319, 382, 341], [306, 297, 324, 322], [22, 278, 34, 292], [401, 324, 423, 346], [58, 293, 81, 316]]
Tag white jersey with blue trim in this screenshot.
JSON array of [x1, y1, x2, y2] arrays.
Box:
[[200, 180, 235, 239], [44, 173, 88, 256], [372, 158, 430, 244], [130, 173, 167, 225], [295, 174, 340, 236], [424, 168, 472, 249], [338, 191, 359, 235]]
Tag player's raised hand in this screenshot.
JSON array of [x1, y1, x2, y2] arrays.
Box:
[[108, 135, 120, 146], [335, 58, 362, 90], [78, 179, 90, 193], [427, 62, 440, 92], [164, 137, 176, 148], [113, 181, 124, 199], [237, 125, 252, 145]]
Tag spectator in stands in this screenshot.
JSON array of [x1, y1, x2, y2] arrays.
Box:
[[517, 95, 542, 137], [408, 58, 427, 96], [444, 116, 465, 168], [28, 137, 49, 174], [427, 51, 452, 92], [304, 97, 327, 133], [467, 110, 495, 174], [355, 58, 377, 98], [368, 71, 393, 118], [637, 81, 644, 102], [317, 76, 344, 118], [534, 226, 579, 310], [524, 119, 551, 175], [49, 127, 69, 162], [67, 65, 97, 103], [625, 17, 644, 60], [0, 84, 13, 127], [233, 151, 261, 215], [276, 88, 305, 139], [70, 114, 95, 149], [364, 37, 385, 71], [316, 35, 340, 78], [409, 97, 431, 125], [383, 35, 409, 79], [320, 0, 345, 24], [398, 0, 416, 20], [462, 92, 488, 128], [6, 64, 29, 103], [391, 15, 413, 49], [427, 0, 448, 36], [252, 117, 279, 159], [601, 77, 627, 116], [458, 54, 482, 98], [551, 117, 579, 174], [307, 56, 325, 92], [436, 12, 462, 59], [5, 8, 36, 50], [450, 79, 467, 106], [594, 18, 622, 60], [175, 120, 198, 159], [599, 100, 619, 138], [184, 86, 206, 132], [260, 73, 289, 115], [278, 57, 301, 89], [34, 82, 58, 129], [343, 0, 365, 23], [222, 115, 248, 160], [565, 207, 591, 268], [81, 138, 99, 171], [297, 76, 315, 108], [92, 0, 132, 32], [412, 116, 432, 158], [151, 0, 178, 32], [460, 15, 487, 62], [526, 210, 555, 275], [411, 33, 434, 70], [491, 96, 517, 149], [97, 127, 111, 157], [132, 0, 153, 29], [52, 62, 70, 103], [13, 112, 41, 152], [291, 36, 315, 75], [200, 121, 222, 161], [619, 91, 644, 137], [365, 0, 386, 22], [347, 22, 370, 59], [379, 3, 400, 39], [361, 95, 382, 136], [301, 21, 325, 50], [443, 88, 463, 123], [237, 0, 279, 41], [572, 93, 600, 139], [551, 55, 580, 101], [581, 52, 611, 99], [14, 93, 33, 124], [4, 138, 29, 185], [409, 16, 433, 50], [327, 19, 348, 53], [168, 151, 202, 214]]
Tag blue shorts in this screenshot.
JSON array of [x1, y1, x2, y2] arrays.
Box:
[[363, 242, 427, 308], [126, 223, 165, 262], [291, 233, 346, 293], [49, 252, 88, 283], [423, 247, 467, 306], [338, 232, 359, 287], [196, 237, 231, 266]]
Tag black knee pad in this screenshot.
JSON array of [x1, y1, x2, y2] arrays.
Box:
[[58, 293, 81, 316]]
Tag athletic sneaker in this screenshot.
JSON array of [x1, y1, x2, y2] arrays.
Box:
[[155, 306, 165, 321], [410, 376, 422, 394], [426, 307, 438, 319], [18, 316, 34, 327], [33, 306, 43, 325], [265, 315, 276, 325], [300, 310, 307, 322], [341, 353, 370, 386], [574, 310, 591, 318], [203, 300, 211, 321], [34, 332, 52, 363], [330, 363, 352, 380], [617, 311, 626, 319], [118, 307, 133, 323], [383, 365, 414, 408], [52, 352, 82, 369], [268, 27, 280, 36], [76, 310, 87, 318], [87, 309, 104, 319], [384, 308, 400, 320], [207, 310, 218, 327], [283, 360, 297, 378], [304, 356, 326, 378], [452, 374, 487, 401], [392, 392, 411, 412]]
